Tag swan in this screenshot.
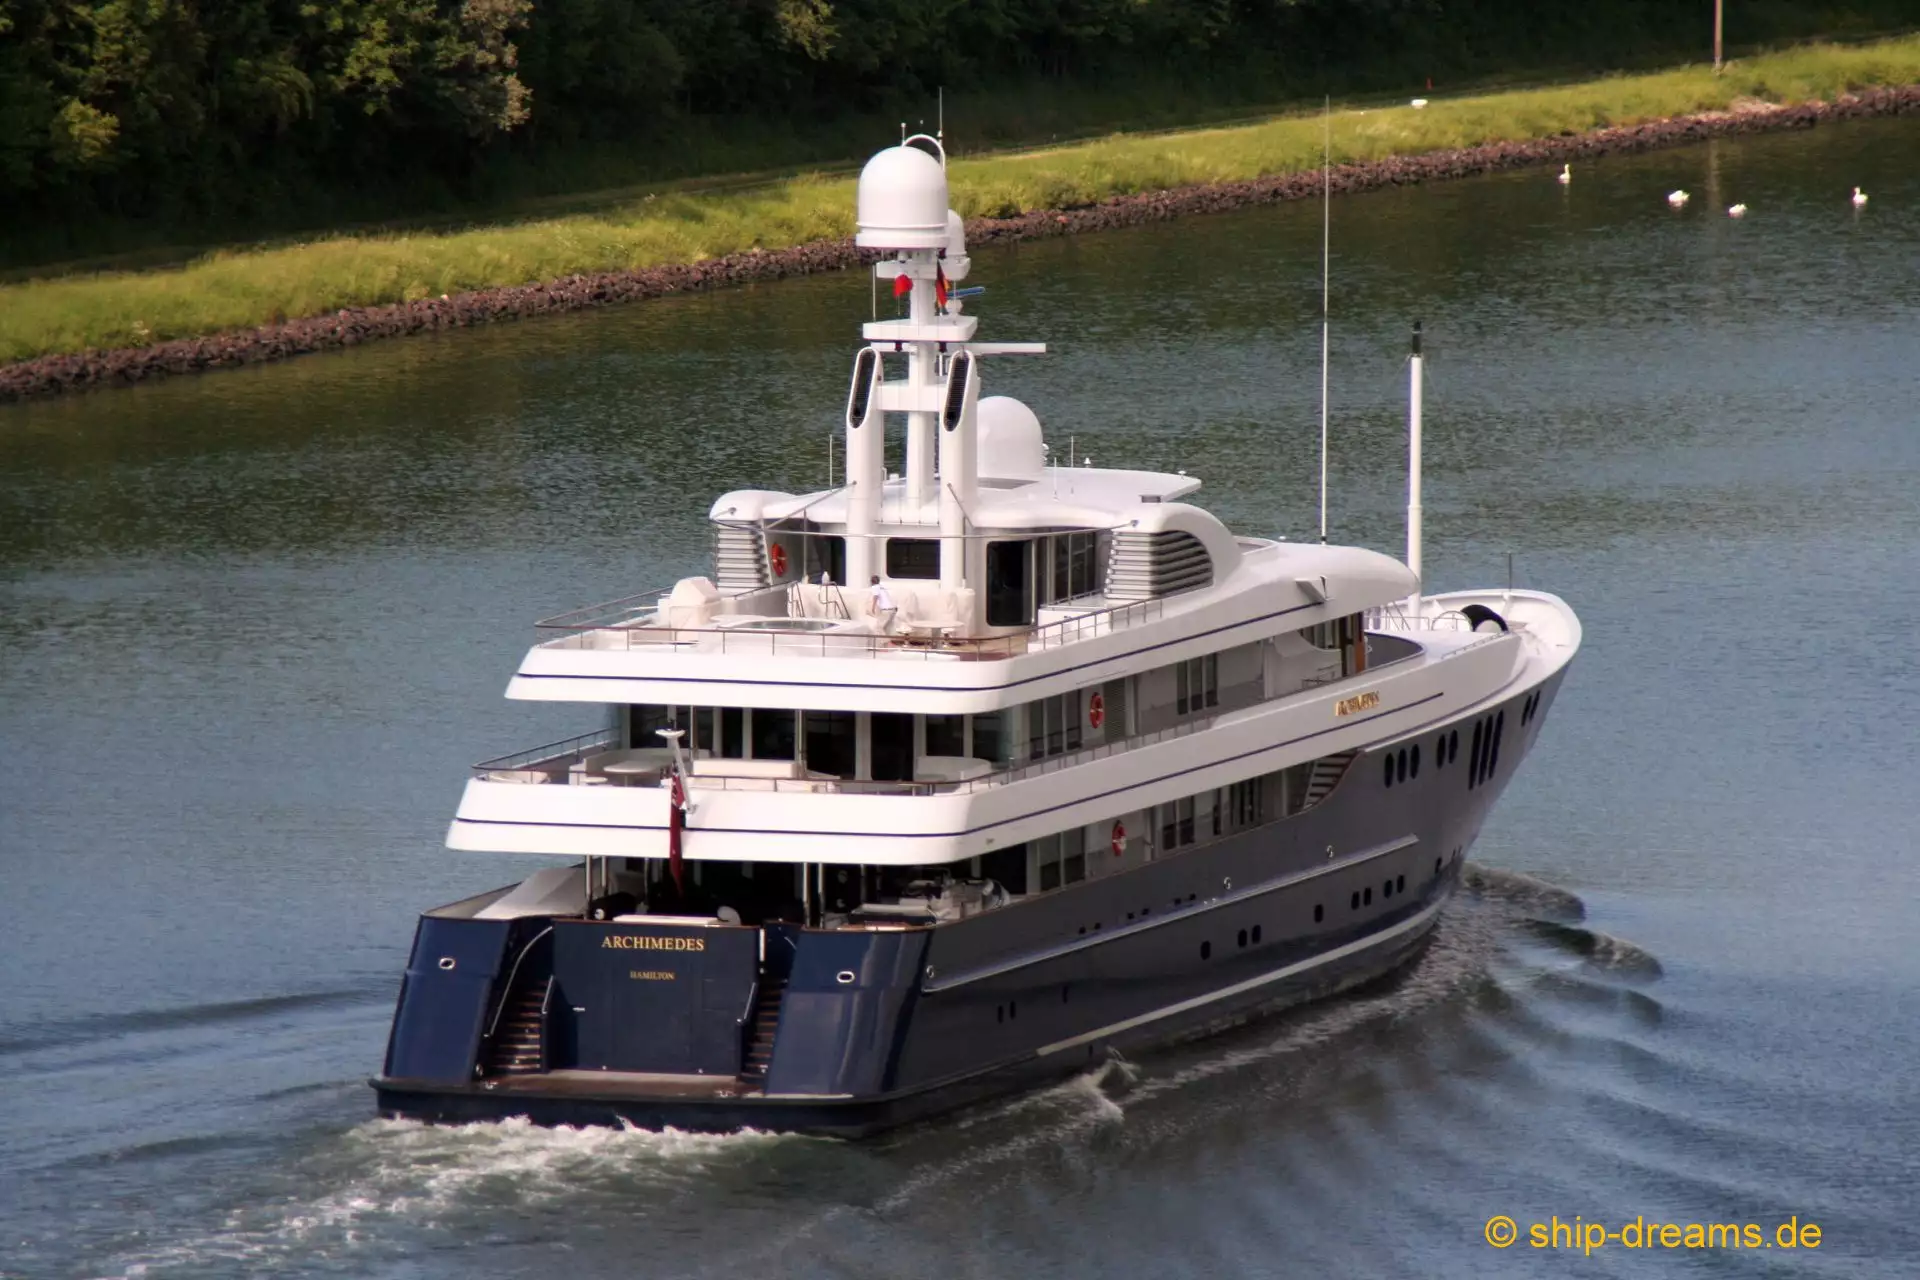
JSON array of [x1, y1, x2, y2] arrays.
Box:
[[1411, 98, 1428, 109], [1557, 164, 1572, 185], [1668, 190, 1690, 207], [1852, 186, 1869, 207], [1727, 203, 1748, 218]]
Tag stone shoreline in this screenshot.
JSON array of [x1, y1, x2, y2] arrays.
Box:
[[5, 85, 1916, 404]]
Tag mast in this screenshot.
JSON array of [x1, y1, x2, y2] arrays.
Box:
[[1407, 321, 1424, 617], [1318, 97, 1331, 544]]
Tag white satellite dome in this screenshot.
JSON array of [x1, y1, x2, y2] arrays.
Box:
[[855, 144, 950, 249], [943, 209, 971, 280], [977, 396, 1046, 479]]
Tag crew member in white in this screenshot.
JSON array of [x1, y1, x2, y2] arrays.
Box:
[[869, 575, 896, 632]]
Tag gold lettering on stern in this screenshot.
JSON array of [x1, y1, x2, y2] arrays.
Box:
[[599, 935, 707, 951], [628, 970, 677, 981], [1335, 690, 1381, 717]]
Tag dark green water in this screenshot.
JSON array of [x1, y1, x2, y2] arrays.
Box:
[[2, 117, 1917, 1278]]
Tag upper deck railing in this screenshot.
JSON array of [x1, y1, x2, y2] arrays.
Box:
[[473, 640, 1428, 794], [531, 588, 1165, 660]]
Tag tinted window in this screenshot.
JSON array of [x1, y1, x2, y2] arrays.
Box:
[[985, 540, 1032, 626], [886, 538, 940, 579]]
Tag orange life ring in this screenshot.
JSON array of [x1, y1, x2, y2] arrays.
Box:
[[769, 544, 788, 577], [1088, 691, 1105, 729], [1110, 821, 1126, 856]]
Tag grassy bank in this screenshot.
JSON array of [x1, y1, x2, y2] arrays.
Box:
[[4, 36, 1918, 366]]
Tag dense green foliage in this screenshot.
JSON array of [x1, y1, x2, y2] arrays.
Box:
[[0, 0, 1913, 259], [8, 35, 1920, 364]]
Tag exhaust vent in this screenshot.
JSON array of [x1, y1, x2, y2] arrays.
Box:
[[1106, 530, 1212, 601], [713, 525, 769, 592]]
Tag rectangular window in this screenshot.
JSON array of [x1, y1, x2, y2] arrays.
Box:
[[720, 707, 744, 758], [1178, 795, 1195, 845], [886, 538, 940, 580], [1034, 833, 1061, 892], [925, 714, 965, 758], [751, 708, 797, 760], [985, 541, 1032, 627], [1212, 789, 1224, 837], [1160, 802, 1178, 851], [628, 704, 680, 748], [694, 707, 715, 754], [1063, 827, 1087, 884], [1204, 654, 1219, 708], [1176, 662, 1189, 715], [981, 843, 1028, 895], [805, 710, 856, 777], [973, 711, 1007, 764], [804, 532, 847, 586]]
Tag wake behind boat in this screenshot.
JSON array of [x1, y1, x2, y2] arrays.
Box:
[[371, 134, 1580, 1136]]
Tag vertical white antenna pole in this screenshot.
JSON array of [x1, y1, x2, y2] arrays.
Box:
[[1407, 321, 1424, 617], [1318, 96, 1331, 544]]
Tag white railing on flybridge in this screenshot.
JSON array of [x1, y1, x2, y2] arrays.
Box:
[[530, 592, 1166, 660]]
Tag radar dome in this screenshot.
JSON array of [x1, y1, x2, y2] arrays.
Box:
[[978, 397, 1046, 479], [856, 144, 950, 249]]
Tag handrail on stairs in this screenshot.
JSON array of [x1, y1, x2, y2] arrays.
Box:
[[484, 925, 554, 1041]]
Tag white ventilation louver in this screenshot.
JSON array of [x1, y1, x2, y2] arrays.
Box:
[[1106, 530, 1212, 601], [713, 526, 769, 592]]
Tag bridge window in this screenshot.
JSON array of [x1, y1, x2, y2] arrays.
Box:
[[885, 538, 940, 579]]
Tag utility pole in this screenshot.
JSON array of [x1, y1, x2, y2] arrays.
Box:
[[1714, 0, 1724, 71]]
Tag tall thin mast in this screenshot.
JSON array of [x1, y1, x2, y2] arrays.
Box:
[[1407, 321, 1424, 616], [1318, 97, 1331, 544]]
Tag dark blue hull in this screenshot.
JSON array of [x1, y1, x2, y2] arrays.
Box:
[[373, 675, 1560, 1136]]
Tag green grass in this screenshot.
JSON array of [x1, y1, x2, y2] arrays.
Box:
[[5, 36, 1918, 365]]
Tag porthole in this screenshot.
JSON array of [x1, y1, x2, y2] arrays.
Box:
[[1062, 984, 1071, 1003], [1397, 750, 1408, 784], [1397, 874, 1406, 893], [437, 957, 457, 971], [1237, 928, 1248, 948], [1078, 926, 1087, 935], [996, 1005, 1004, 1023], [1201, 941, 1212, 960], [836, 970, 856, 985], [1364, 887, 1373, 906], [1009, 1001, 1018, 1020], [1252, 925, 1263, 944], [1350, 891, 1360, 910], [1384, 756, 1395, 788], [1383, 879, 1393, 899], [1410, 744, 1420, 778], [1314, 904, 1324, 923], [1127, 912, 1135, 921], [1449, 729, 1459, 762]]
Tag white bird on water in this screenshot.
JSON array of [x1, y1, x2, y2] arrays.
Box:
[[1852, 186, 1869, 207], [1727, 203, 1748, 218], [1668, 189, 1690, 207], [1557, 164, 1572, 185]]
